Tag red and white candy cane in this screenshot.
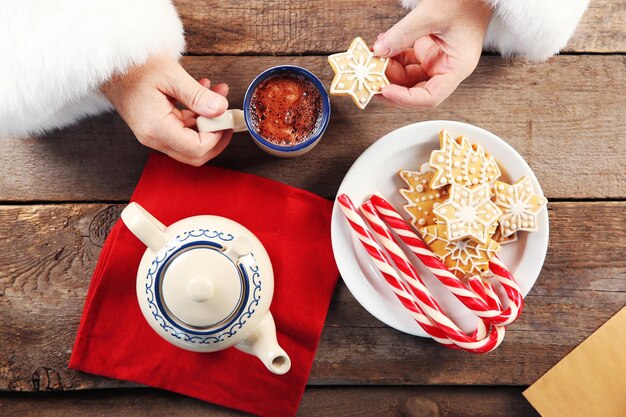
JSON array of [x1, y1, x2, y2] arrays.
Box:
[[468, 275, 503, 311], [336, 194, 459, 348], [489, 256, 522, 315], [339, 194, 493, 351], [359, 200, 505, 353], [370, 194, 523, 326]]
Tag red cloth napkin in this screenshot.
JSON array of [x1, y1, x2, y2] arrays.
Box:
[[69, 152, 339, 417]]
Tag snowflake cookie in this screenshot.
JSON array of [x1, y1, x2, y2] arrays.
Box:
[[399, 170, 449, 228], [493, 176, 548, 237], [429, 130, 501, 189], [433, 183, 503, 244], [328, 37, 390, 109], [419, 224, 501, 279]]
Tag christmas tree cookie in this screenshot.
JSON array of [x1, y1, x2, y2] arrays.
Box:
[[399, 170, 449, 228]]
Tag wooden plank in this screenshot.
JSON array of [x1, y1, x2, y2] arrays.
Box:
[[0, 202, 624, 390], [0, 119, 149, 202], [1, 55, 624, 202], [0, 386, 539, 417], [174, 0, 626, 54]]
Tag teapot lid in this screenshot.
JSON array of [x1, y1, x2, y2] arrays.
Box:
[[159, 236, 253, 329]]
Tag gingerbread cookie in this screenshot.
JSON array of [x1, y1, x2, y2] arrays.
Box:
[[432, 183, 502, 244], [419, 224, 501, 279], [429, 130, 501, 189], [493, 176, 547, 237], [492, 227, 518, 245], [328, 37, 390, 109], [399, 170, 449, 227]]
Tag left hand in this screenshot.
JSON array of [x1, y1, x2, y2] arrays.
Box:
[[102, 54, 232, 166], [373, 0, 493, 109]]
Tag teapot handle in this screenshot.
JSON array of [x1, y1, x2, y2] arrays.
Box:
[[121, 202, 168, 252]]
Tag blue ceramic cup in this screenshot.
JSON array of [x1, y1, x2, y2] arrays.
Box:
[[197, 65, 331, 158]]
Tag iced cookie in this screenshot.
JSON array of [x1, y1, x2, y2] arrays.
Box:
[[429, 130, 501, 189], [399, 170, 449, 227], [492, 227, 518, 245], [433, 183, 502, 244], [328, 37, 390, 109], [419, 224, 501, 279], [493, 176, 548, 237]]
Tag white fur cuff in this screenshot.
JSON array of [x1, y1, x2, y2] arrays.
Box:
[[0, 0, 185, 138], [483, 0, 589, 61], [400, 0, 589, 61]]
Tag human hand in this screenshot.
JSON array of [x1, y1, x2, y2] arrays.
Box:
[[102, 54, 232, 166], [373, 0, 492, 109]]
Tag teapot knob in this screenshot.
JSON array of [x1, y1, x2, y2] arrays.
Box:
[[187, 276, 215, 302], [224, 236, 253, 261]]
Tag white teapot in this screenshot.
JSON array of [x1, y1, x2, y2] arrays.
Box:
[[121, 202, 291, 375]]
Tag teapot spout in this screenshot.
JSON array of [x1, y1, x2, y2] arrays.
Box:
[[236, 313, 291, 375]]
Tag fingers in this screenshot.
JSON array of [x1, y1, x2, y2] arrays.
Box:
[[202, 129, 233, 159], [138, 111, 231, 164], [160, 116, 222, 157], [374, 94, 416, 109], [163, 64, 229, 118], [161, 130, 233, 166], [179, 82, 230, 128], [385, 58, 429, 87], [210, 83, 229, 98], [381, 73, 461, 109], [181, 110, 198, 128], [373, 7, 435, 58], [412, 35, 448, 72], [198, 78, 229, 99]]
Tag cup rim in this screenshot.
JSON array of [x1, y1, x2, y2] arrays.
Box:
[[243, 65, 331, 153]]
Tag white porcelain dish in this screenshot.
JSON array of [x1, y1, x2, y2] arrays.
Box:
[[331, 121, 549, 336]]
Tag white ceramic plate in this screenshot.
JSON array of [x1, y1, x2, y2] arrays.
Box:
[[331, 121, 549, 336]]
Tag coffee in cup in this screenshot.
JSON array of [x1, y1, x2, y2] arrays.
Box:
[[197, 66, 331, 158], [249, 72, 323, 147]]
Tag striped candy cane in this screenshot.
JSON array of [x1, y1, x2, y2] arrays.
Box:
[[359, 200, 505, 353], [490, 256, 523, 322], [337, 194, 458, 348], [469, 276, 502, 311], [370, 194, 523, 326]]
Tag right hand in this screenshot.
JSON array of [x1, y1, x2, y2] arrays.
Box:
[[373, 0, 492, 109], [102, 54, 232, 166]]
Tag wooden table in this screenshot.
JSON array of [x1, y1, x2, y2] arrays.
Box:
[[1, 1, 625, 416]]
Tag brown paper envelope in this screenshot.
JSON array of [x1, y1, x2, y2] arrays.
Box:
[[523, 306, 626, 417]]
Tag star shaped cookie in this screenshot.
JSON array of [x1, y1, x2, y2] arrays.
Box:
[[429, 130, 501, 189], [399, 170, 449, 227], [419, 224, 501, 279], [493, 176, 548, 237], [432, 183, 502, 244], [328, 37, 390, 109]]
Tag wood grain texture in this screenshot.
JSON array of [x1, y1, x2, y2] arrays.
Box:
[[0, 386, 539, 417], [1, 55, 624, 202], [1, 203, 624, 391], [1, 2, 623, 413], [174, 0, 626, 54]]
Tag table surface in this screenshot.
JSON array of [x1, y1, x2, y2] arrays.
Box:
[[1, 1, 625, 416]]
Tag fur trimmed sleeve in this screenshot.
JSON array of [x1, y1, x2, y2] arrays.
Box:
[[0, 0, 185, 138], [482, 0, 589, 61], [400, 0, 589, 61]]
